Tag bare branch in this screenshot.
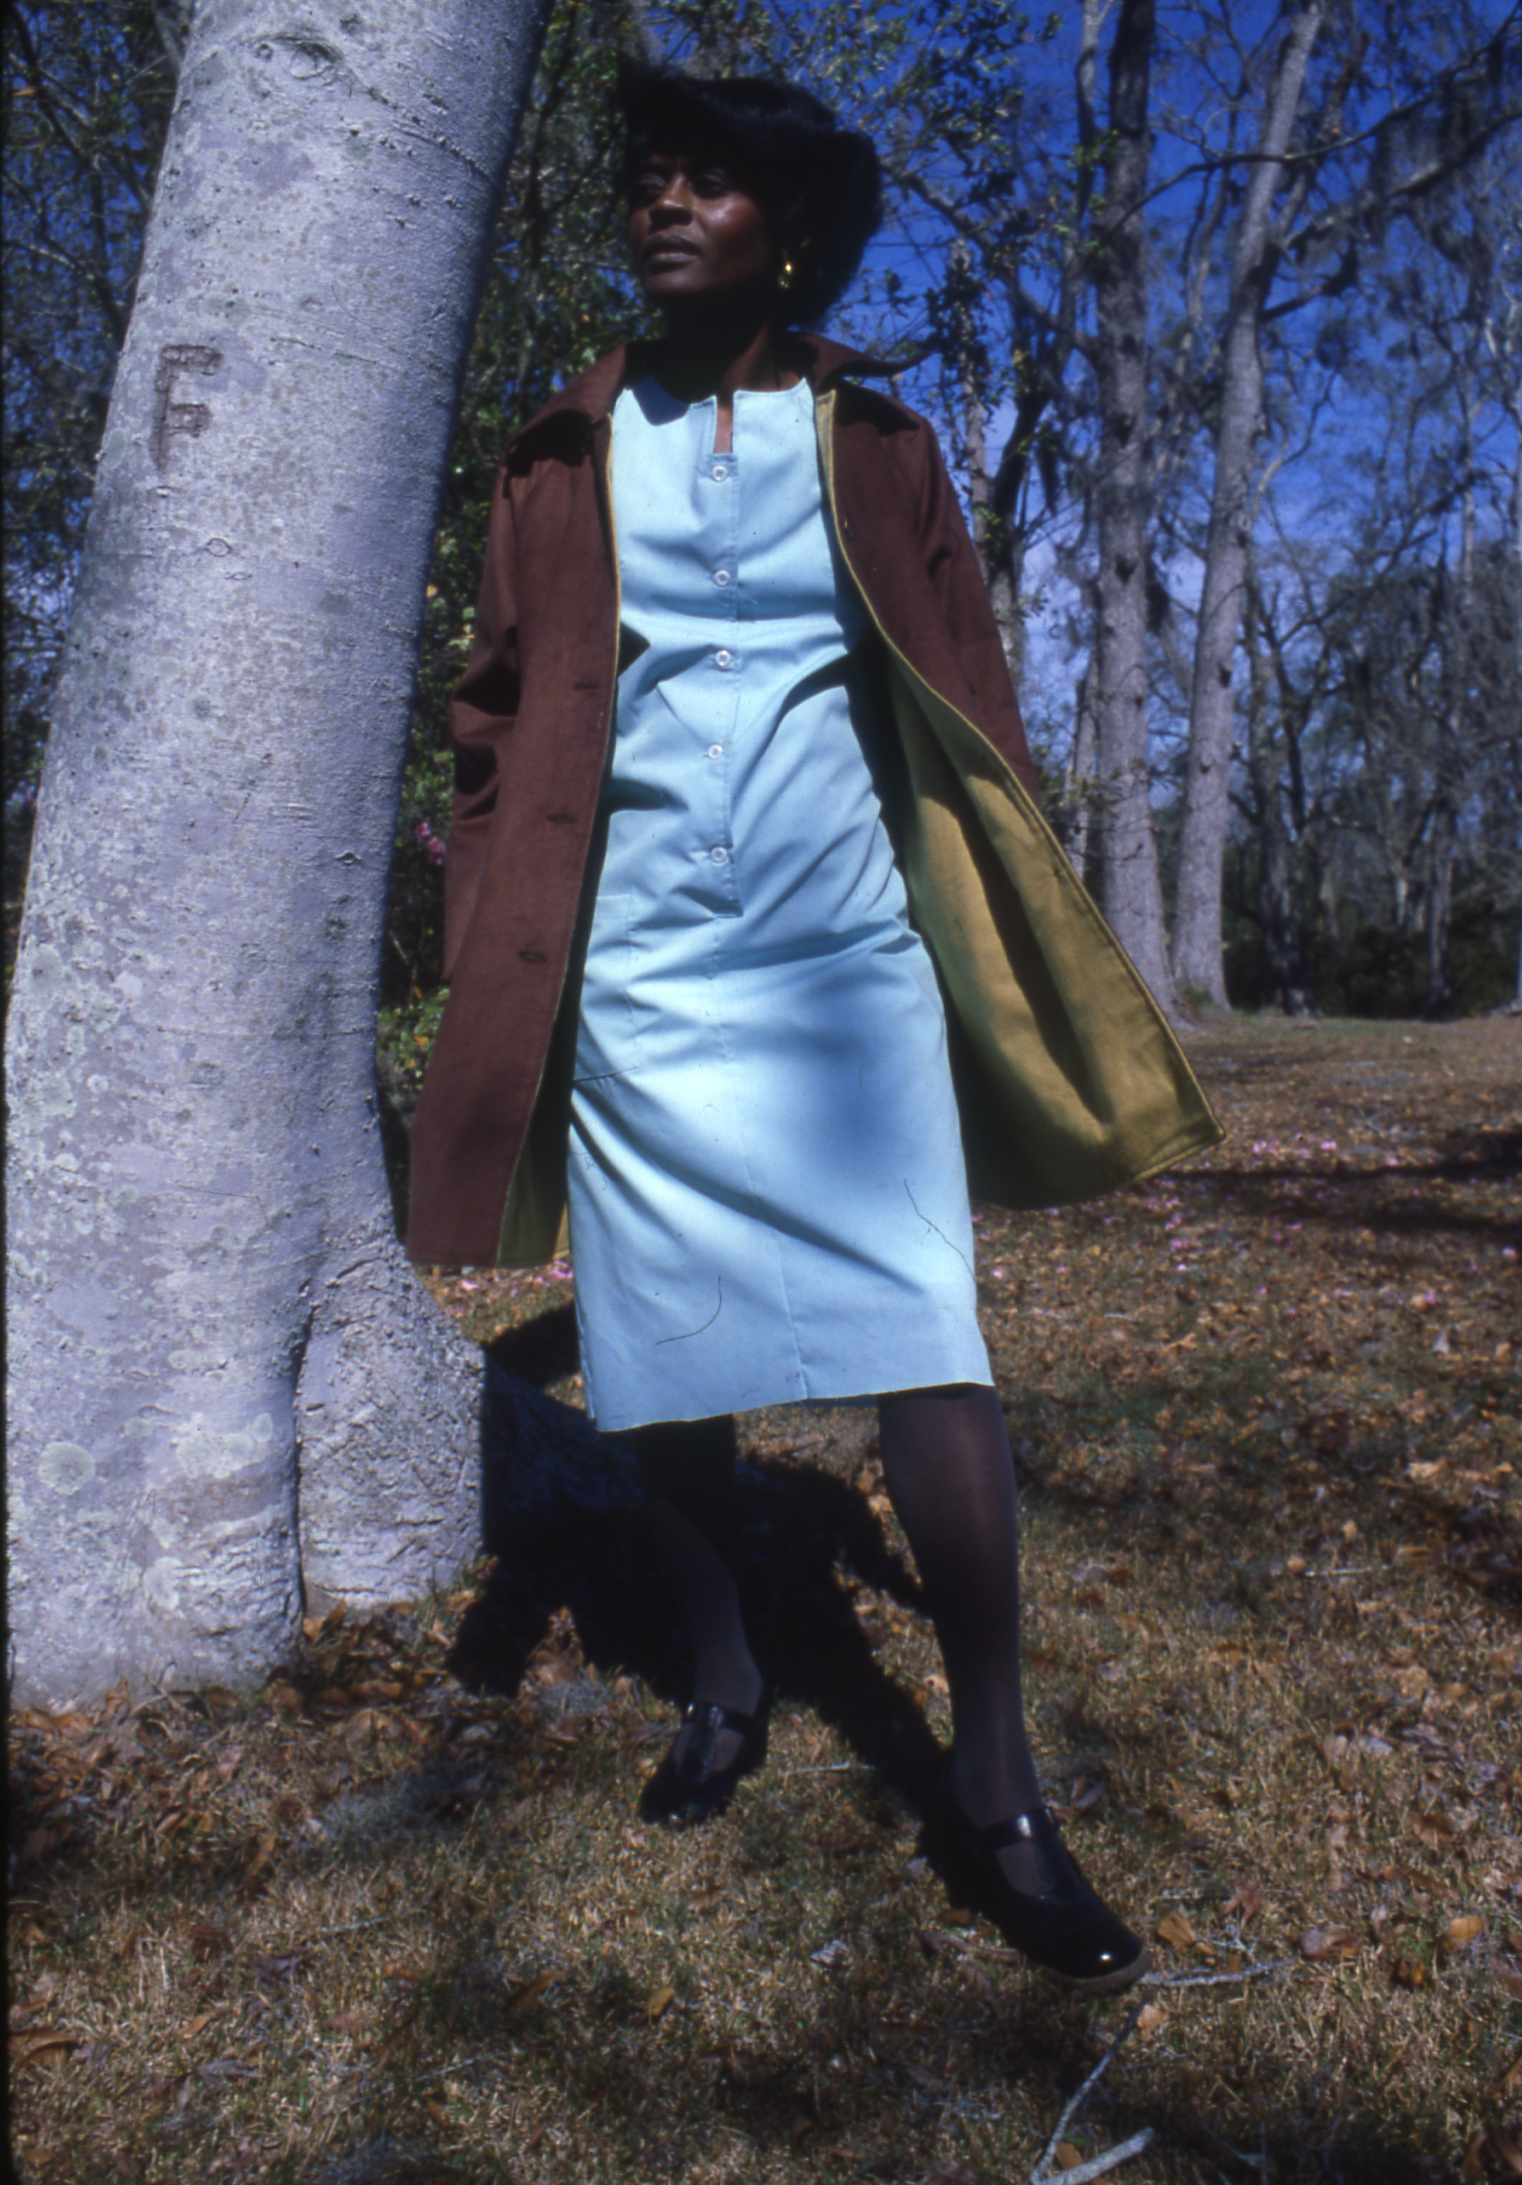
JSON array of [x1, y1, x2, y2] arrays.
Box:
[[1033, 2130, 1156, 2185], [1032, 1998, 1145, 2179]]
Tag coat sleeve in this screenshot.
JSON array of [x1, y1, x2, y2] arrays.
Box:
[[909, 421, 1042, 805], [443, 466, 520, 979]]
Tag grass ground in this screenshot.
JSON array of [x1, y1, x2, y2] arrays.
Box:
[[8, 1013, 1520, 2185]]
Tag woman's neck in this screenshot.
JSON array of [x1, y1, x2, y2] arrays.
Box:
[[654, 311, 802, 453]]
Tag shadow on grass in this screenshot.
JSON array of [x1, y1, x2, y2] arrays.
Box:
[[460, 1295, 1518, 1800], [1008, 1344, 1521, 1615], [1177, 1127, 1521, 1246], [451, 1311, 942, 1798]]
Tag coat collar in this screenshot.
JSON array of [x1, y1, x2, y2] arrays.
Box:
[[513, 334, 904, 449]]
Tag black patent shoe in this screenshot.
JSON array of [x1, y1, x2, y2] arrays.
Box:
[[932, 1786, 1149, 1993], [638, 1695, 769, 1825]]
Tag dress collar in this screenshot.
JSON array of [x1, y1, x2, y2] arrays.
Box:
[[513, 334, 905, 449]]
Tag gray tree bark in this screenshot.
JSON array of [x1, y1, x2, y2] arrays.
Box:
[[1089, 0, 1174, 1006], [951, 241, 1024, 690], [6, 0, 553, 1707], [1170, 0, 1326, 1008], [1243, 553, 1314, 1013]]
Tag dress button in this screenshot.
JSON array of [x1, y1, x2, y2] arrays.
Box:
[[711, 463, 728, 481], [707, 743, 723, 759], [714, 647, 733, 669], [709, 845, 728, 864], [712, 568, 731, 587]]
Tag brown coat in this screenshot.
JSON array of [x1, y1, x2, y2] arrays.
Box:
[[406, 337, 1220, 1267]]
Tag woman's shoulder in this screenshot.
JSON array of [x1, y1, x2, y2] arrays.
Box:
[[804, 336, 942, 466], [503, 346, 658, 474]]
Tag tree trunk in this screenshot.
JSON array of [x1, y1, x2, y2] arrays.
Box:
[[1171, 0, 1326, 1006], [1064, 651, 1099, 883], [1089, 0, 1174, 1004], [1423, 800, 1456, 1017], [952, 240, 1024, 688], [5, 0, 554, 1708], [1243, 560, 1311, 1012]]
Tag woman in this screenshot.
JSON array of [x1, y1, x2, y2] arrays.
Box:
[[409, 64, 1219, 1994]]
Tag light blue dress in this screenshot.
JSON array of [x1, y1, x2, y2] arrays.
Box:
[[565, 375, 992, 1430]]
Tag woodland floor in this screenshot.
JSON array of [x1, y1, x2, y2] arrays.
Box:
[[8, 1013, 1521, 2185]]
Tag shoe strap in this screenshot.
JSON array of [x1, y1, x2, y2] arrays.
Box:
[[683, 1699, 760, 1738], [959, 1801, 1074, 1897], [964, 1802, 1060, 1857], [678, 1699, 757, 1781]]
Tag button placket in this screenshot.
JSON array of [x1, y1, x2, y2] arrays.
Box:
[[692, 427, 738, 911]]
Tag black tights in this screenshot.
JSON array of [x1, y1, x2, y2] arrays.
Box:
[[628, 1386, 1041, 1824]]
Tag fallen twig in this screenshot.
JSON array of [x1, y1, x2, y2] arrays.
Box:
[[1142, 1959, 1295, 1989], [775, 1761, 874, 1776], [1190, 2112, 1271, 2176], [1031, 2128, 1156, 2184], [1030, 2000, 1144, 2181]]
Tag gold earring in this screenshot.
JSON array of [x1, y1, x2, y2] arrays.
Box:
[[779, 258, 795, 293]]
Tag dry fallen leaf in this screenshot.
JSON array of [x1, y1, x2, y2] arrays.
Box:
[[1050, 1775, 1108, 1820], [1489, 2126, 1522, 2179], [1224, 1879, 1265, 1922], [508, 1970, 560, 2011], [1156, 1910, 1198, 1952], [1055, 2144, 1084, 2171], [1301, 1926, 1360, 1963], [1444, 1915, 1485, 1951], [372, 2011, 418, 2064], [646, 1983, 676, 2023], [9, 2032, 81, 2073], [1136, 2001, 1168, 2033]]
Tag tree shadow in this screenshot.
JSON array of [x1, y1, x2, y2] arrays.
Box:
[[1186, 1123, 1522, 1246], [448, 1310, 943, 1797]]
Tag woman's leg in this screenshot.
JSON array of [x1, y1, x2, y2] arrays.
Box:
[[628, 1414, 764, 1751], [876, 1382, 1042, 1830], [878, 1381, 1145, 1986]]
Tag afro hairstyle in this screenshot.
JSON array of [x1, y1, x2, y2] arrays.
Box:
[[618, 60, 882, 328]]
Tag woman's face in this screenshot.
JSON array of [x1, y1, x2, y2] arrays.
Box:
[[628, 147, 779, 311]]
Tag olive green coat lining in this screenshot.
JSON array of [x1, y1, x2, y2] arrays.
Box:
[[813, 388, 1221, 1208]]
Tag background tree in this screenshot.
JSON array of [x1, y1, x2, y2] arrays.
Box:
[[1169, 0, 1522, 1007], [1168, 0, 1328, 1006], [1084, 0, 1180, 1000]]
